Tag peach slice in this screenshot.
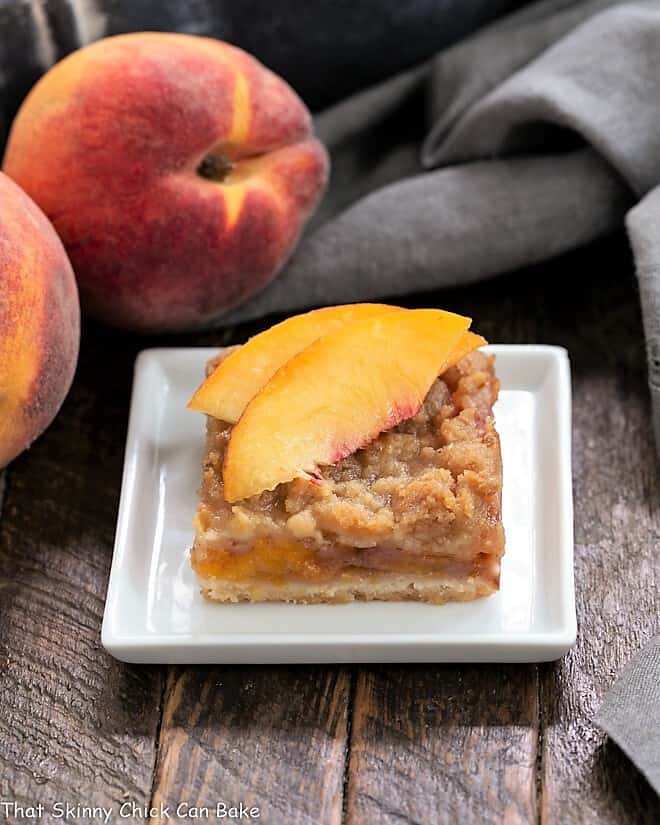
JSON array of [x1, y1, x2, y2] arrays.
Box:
[[188, 303, 402, 422], [447, 331, 487, 364], [223, 309, 472, 502]]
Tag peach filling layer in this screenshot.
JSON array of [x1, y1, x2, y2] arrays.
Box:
[[191, 539, 497, 585]]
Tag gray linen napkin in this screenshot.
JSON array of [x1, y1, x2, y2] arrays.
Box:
[[221, 0, 660, 451], [595, 636, 660, 793], [627, 195, 660, 448]]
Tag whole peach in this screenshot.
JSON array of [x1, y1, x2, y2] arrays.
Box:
[[3, 33, 329, 332], [0, 172, 80, 467]]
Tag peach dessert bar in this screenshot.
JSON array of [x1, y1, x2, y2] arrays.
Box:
[[188, 304, 504, 604]]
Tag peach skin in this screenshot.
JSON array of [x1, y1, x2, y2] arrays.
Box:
[[3, 32, 329, 332], [0, 172, 80, 467]]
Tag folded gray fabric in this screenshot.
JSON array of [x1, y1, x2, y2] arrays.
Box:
[[222, 0, 660, 451], [627, 195, 660, 448], [595, 636, 660, 794]]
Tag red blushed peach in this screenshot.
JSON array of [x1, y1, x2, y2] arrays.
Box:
[[0, 173, 80, 468], [3, 32, 329, 332]]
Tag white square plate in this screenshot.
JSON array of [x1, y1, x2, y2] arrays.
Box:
[[102, 345, 575, 664]]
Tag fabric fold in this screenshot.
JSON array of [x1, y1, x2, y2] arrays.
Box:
[[627, 194, 660, 448], [595, 636, 660, 794], [427, 3, 660, 195], [422, 0, 629, 163], [223, 150, 630, 321]]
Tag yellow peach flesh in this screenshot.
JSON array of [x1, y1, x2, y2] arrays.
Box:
[[446, 331, 487, 366], [223, 309, 472, 502], [193, 539, 319, 583], [188, 303, 402, 422]]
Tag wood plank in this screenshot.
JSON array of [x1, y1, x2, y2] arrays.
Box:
[[0, 326, 164, 817], [346, 665, 538, 825], [538, 237, 660, 824], [150, 665, 351, 824]]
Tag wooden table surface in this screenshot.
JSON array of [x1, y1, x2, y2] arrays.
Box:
[[0, 232, 658, 825]]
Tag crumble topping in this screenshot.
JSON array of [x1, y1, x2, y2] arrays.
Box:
[[193, 350, 504, 564]]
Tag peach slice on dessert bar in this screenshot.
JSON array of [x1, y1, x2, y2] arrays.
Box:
[[188, 305, 485, 424], [222, 309, 472, 502], [447, 330, 487, 364], [188, 303, 401, 422]]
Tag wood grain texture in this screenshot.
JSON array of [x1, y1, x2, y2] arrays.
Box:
[[150, 666, 350, 824], [346, 666, 538, 825], [0, 327, 164, 819]]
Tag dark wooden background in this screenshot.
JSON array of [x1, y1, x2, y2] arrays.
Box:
[[0, 232, 658, 824]]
